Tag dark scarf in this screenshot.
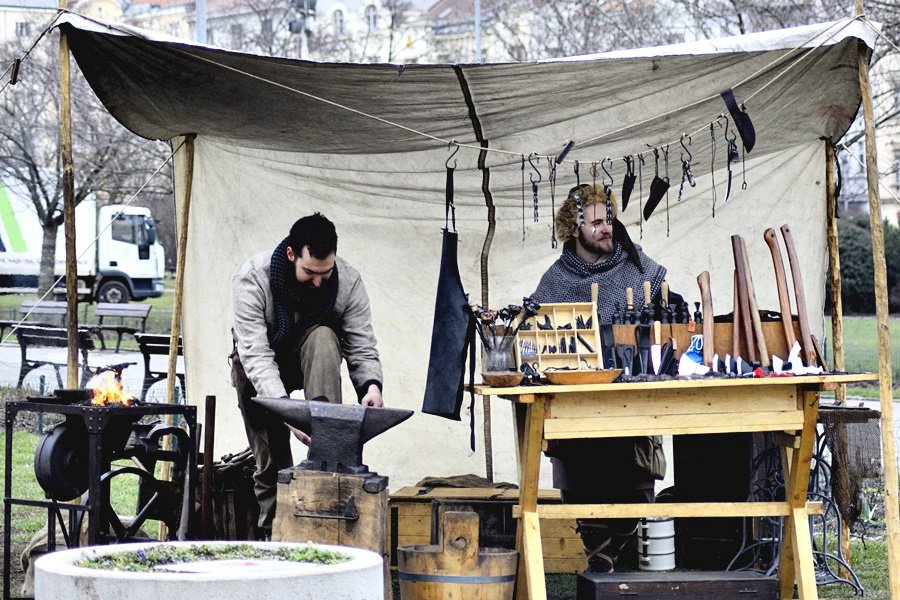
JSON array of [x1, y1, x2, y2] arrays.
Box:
[[532, 240, 666, 324], [269, 237, 339, 355]]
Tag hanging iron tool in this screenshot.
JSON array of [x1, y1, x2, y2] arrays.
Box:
[[643, 147, 670, 222], [520, 154, 526, 240], [601, 157, 614, 221], [723, 117, 739, 204], [422, 149, 478, 451], [678, 134, 696, 203], [663, 144, 671, 235], [529, 153, 541, 223], [637, 154, 645, 239], [709, 120, 718, 216], [621, 155, 636, 212], [548, 157, 558, 248]]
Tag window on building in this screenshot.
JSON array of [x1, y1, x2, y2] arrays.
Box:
[[333, 10, 344, 36], [230, 23, 244, 46], [261, 18, 273, 35], [366, 5, 378, 31], [15, 22, 30, 37]]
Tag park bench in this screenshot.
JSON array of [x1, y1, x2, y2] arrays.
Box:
[[15, 325, 135, 389], [94, 303, 152, 352], [134, 333, 186, 403], [1, 300, 69, 341]]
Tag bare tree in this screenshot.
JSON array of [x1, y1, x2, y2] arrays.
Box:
[[0, 32, 172, 295]]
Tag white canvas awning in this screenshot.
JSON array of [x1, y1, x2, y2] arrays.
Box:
[[59, 13, 877, 487]]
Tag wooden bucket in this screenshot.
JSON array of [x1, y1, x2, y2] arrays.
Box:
[[398, 511, 518, 600]]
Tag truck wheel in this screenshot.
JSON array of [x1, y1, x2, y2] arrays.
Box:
[[98, 280, 129, 303]]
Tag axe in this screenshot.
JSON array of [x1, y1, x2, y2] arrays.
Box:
[[696, 271, 714, 367], [780, 224, 817, 367], [763, 228, 797, 355], [739, 236, 770, 368]]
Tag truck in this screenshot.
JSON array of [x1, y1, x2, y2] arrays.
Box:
[[0, 179, 166, 303]]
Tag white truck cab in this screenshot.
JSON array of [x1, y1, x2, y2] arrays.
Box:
[[95, 205, 166, 302]]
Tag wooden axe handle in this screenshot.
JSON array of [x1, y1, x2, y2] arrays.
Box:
[[763, 228, 797, 351], [732, 270, 741, 359], [697, 271, 714, 366], [781, 224, 817, 367], [731, 235, 757, 363], [740, 236, 770, 367]]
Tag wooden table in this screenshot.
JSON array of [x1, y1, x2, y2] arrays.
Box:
[[474, 373, 878, 600]]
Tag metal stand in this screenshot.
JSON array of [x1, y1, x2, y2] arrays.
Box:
[[3, 400, 197, 600], [727, 408, 873, 596]]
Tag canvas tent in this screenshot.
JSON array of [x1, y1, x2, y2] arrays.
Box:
[[55, 13, 878, 491]]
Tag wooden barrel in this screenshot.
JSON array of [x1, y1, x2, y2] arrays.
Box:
[[398, 511, 518, 600]]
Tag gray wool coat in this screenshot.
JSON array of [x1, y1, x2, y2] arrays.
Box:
[[231, 251, 382, 399]]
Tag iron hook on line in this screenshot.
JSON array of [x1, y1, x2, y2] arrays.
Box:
[[446, 141, 459, 169], [601, 157, 614, 188], [680, 133, 693, 164], [528, 153, 542, 184]]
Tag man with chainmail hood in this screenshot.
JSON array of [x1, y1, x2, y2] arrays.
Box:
[[230, 213, 383, 538], [533, 184, 679, 573]]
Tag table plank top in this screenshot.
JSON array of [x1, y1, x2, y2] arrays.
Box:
[[473, 372, 878, 398]]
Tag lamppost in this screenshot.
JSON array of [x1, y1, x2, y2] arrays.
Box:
[[289, 0, 317, 59]]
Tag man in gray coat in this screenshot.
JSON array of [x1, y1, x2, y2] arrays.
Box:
[[231, 213, 383, 536]]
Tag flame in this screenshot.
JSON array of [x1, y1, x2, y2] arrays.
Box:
[[90, 371, 134, 406]]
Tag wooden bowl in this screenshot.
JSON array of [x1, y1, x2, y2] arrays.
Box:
[[481, 371, 524, 387], [544, 369, 622, 385]]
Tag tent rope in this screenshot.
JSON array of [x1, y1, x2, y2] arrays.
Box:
[[41, 10, 870, 169], [0, 11, 64, 96], [0, 138, 186, 347]]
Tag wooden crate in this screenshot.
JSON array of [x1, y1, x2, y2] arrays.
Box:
[[516, 284, 603, 372], [273, 469, 392, 599], [389, 486, 586, 574]]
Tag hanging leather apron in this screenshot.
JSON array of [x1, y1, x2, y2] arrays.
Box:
[[422, 166, 477, 450]]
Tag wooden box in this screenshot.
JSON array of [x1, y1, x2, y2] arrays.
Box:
[[273, 469, 391, 598], [389, 486, 586, 574], [515, 285, 603, 373]]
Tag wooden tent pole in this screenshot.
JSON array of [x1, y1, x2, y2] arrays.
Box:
[[826, 141, 845, 401], [157, 136, 194, 540], [826, 140, 853, 574], [166, 135, 194, 406], [59, 10, 78, 389], [855, 2, 900, 595]]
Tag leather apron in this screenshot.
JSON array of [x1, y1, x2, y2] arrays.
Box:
[[422, 166, 477, 449]]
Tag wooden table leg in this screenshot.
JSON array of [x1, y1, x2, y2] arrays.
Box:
[[779, 388, 820, 600], [514, 396, 545, 600], [777, 444, 797, 600]]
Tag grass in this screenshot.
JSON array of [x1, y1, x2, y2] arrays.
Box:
[[829, 315, 900, 398], [0, 274, 176, 351]]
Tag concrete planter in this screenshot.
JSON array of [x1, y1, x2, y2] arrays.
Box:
[[35, 541, 383, 600]]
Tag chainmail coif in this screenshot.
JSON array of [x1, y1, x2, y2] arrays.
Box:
[[532, 240, 666, 324]]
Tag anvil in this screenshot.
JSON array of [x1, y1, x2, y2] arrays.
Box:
[[251, 396, 413, 479]]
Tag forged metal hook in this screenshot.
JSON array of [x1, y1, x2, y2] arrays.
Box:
[[528, 153, 542, 184], [446, 142, 459, 169], [601, 157, 614, 188], [680, 133, 693, 164]]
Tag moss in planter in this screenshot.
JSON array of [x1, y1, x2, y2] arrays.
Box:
[[76, 543, 350, 572]]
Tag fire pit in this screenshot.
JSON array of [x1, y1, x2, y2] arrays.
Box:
[[34, 541, 384, 600], [2, 383, 197, 600]]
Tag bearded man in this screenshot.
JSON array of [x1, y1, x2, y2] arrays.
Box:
[[230, 212, 383, 537], [532, 184, 677, 573]]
